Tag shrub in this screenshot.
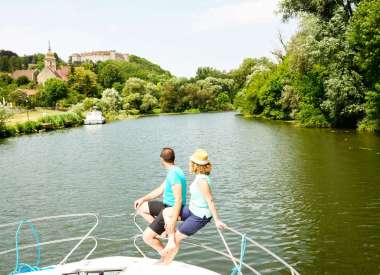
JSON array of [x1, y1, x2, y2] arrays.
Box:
[[16, 76, 30, 86], [126, 109, 140, 115], [5, 125, 17, 137], [296, 103, 330, 128], [37, 112, 83, 129], [15, 121, 41, 134], [101, 88, 121, 112], [39, 78, 69, 107], [184, 108, 201, 114], [0, 107, 11, 137], [358, 118, 379, 132], [140, 93, 158, 113], [82, 97, 101, 111]]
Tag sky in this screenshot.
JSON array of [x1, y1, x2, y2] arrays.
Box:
[[0, 0, 298, 77]]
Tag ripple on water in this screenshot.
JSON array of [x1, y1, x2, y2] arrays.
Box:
[[1, 113, 380, 274]]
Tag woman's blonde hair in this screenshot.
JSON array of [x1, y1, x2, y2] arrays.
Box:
[[189, 161, 212, 175], [189, 149, 212, 175]]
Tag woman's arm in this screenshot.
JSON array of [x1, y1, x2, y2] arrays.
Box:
[[199, 179, 226, 229]]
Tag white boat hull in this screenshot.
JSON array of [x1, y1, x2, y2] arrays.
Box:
[[29, 256, 221, 275], [84, 110, 106, 125], [84, 119, 105, 125]]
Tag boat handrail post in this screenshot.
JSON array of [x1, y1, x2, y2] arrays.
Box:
[[224, 226, 300, 275], [59, 213, 99, 265]]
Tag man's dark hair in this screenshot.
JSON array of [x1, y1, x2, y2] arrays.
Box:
[[160, 147, 175, 164]]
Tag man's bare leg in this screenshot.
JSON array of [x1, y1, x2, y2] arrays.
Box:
[[162, 231, 187, 264], [162, 207, 176, 254], [136, 201, 154, 224], [142, 227, 164, 255]]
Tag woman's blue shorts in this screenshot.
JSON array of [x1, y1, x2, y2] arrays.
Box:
[[178, 206, 212, 236]]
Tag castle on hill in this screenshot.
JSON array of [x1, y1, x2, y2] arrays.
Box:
[[70, 50, 129, 63]]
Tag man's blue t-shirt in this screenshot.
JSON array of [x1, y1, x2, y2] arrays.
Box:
[[163, 166, 187, 206]]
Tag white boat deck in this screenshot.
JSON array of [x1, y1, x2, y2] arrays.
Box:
[[33, 256, 220, 275]]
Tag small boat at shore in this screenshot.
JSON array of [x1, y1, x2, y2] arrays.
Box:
[[0, 213, 300, 275], [84, 107, 105, 125]]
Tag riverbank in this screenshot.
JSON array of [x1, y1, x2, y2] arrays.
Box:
[[1, 109, 377, 140], [0, 111, 83, 138], [0, 108, 228, 139]]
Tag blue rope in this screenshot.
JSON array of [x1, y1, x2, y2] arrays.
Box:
[[8, 220, 42, 275], [231, 234, 248, 275]]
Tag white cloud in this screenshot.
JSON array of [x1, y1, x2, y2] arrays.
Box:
[[192, 0, 278, 31]]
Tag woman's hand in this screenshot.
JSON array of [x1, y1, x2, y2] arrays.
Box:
[[134, 198, 144, 209], [165, 219, 177, 234], [215, 219, 226, 230]]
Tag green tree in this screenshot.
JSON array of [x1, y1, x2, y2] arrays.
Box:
[[322, 70, 364, 127], [145, 82, 160, 99], [346, 0, 380, 130], [100, 88, 121, 112], [0, 73, 13, 86], [39, 78, 69, 107], [216, 92, 232, 110], [279, 0, 359, 21], [123, 93, 142, 110], [359, 84, 380, 132], [159, 78, 188, 113], [69, 67, 99, 97], [195, 67, 227, 80], [9, 90, 28, 106], [122, 77, 147, 96], [347, 0, 380, 87], [140, 93, 158, 113], [228, 58, 257, 91], [98, 63, 123, 88]]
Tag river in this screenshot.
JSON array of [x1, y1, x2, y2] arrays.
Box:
[[1, 112, 379, 274]]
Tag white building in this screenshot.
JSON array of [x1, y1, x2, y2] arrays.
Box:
[[70, 50, 129, 63]]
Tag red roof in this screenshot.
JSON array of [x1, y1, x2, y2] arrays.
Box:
[[56, 66, 69, 81], [12, 70, 37, 81]]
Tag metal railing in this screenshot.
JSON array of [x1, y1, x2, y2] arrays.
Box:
[[132, 213, 300, 275], [1, 212, 300, 275], [0, 213, 99, 265]]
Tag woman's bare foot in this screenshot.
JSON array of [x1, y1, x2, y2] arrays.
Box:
[[162, 246, 179, 265], [161, 239, 176, 255], [154, 249, 166, 264]]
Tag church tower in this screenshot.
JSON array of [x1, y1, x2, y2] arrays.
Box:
[[44, 41, 57, 71]]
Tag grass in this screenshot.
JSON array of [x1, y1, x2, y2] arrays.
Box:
[[7, 109, 64, 125], [1, 111, 83, 139]]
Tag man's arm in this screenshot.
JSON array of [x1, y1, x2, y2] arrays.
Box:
[[134, 181, 165, 209], [165, 184, 182, 233]]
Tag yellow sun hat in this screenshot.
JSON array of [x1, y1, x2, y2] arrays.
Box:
[[190, 149, 210, 165]]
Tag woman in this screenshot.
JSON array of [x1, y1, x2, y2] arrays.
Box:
[[161, 149, 226, 264]]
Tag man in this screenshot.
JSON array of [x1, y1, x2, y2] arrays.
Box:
[[134, 147, 187, 257]]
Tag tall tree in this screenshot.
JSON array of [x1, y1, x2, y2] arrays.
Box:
[[279, 0, 360, 21]]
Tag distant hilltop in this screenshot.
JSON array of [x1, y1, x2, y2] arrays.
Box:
[[70, 50, 129, 63]]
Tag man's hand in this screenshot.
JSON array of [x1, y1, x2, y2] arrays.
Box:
[[134, 197, 144, 209]]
